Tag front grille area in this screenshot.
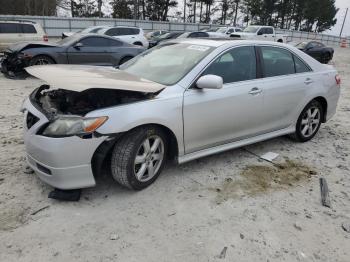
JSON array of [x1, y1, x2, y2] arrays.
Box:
[[26, 112, 39, 129]]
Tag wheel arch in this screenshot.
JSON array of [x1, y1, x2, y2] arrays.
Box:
[[31, 54, 57, 64], [313, 96, 328, 122], [91, 123, 179, 179]]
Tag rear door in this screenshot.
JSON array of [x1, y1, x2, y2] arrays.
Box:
[[66, 36, 114, 65], [257, 45, 314, 132], [183, 46, 265, 153]]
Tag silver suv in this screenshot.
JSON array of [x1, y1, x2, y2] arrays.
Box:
[[0, 20, 47, 51]]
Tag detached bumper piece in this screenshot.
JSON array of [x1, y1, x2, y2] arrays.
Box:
[[0, 53, 29, 78], [48, 188, 82, 201]]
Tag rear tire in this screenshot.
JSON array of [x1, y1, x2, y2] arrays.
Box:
[[291, 100, 323, 142], [111, 126, 167, 190], [29, 55, 55, 66]]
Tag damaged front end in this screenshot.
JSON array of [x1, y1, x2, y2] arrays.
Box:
[[29, 84, 155, 138], [1, 49, 31, 78]]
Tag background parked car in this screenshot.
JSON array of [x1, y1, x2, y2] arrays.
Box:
[[98, 26, 149, 48], [0, 20, 47, 51], [145, 30, 168, 39], [1, 33, 144, 77], [177, 31, 225, 39], [294, 41, 334, 64], [230, 25, 287, 43], [216, 26, 242, 35], [148, 32, 183, 48], [61, 25, 109, 39]]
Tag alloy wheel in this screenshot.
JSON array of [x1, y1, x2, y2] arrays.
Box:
[[300, 107, 321, 138], [134, 135, 165, 182]]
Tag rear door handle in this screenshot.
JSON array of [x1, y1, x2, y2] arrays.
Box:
[[304, 78, 314, 85], [249, 87, 262, 95]]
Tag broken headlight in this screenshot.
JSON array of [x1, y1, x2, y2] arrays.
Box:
[[42, 116, 108, 137]]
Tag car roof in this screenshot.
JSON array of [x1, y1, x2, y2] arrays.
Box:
[[0, 20, 37, 24], [103, 26, 140, 29], [166, 38, 292, 48]]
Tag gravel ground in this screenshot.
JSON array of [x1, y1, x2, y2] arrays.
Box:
[[0, 48, 349, 262]]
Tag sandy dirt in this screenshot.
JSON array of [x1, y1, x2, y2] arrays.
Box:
[[0, 48, 349, 262]]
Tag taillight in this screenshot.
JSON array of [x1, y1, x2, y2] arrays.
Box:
[[335, 74, 341, 86], [43, 35, 48, 42]]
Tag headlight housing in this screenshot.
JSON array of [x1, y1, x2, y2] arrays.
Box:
[[42, 116, 108, 137]]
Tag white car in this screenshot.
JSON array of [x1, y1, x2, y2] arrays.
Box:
[[61, 25, 110, 39], [216, 26, 243, 35], [98, 26, 149, 48], [22, 39, 340, 191], [0, 20, 47, 51], [231, 25, 287, 43]]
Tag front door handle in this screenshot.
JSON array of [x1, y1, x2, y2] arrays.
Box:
[[249, 87, 262, 95], [304, 78, 314, 85]]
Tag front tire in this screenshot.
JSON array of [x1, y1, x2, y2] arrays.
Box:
[[292, 100, 323, 142], [111, 126, 167, 190], [30, 55, 55, 66]]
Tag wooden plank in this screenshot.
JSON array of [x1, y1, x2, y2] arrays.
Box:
[[320, 178, 331, 208]]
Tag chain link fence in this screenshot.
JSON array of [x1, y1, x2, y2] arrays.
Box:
[[0, 15, 349, 47]]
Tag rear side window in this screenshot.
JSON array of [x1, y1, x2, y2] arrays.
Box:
[[109, 39, 123, 46], [189, 32, 208, 38], [203, 46, 257, 83], [294, 55, 311, 73], [106, 27, 139, 36], [261, 46, 295, 77], [0, 23, 20, 33], [21, 24, 37, 33], [80, 37, 110, 46]]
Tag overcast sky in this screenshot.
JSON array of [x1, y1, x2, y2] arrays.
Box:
[[327, 0, 350, 36]]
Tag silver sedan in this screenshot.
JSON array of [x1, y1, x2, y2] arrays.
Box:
[[22, 39, 341, 190]]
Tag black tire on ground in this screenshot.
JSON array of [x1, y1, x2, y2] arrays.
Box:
[[291, 100, 324, 142], [29, 55, 55, 66], [111, 126, 168, 190], [133, 42, 143, 46], [119, 56, 133, 65]]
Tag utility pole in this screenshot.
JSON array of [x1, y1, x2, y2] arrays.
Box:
[[340, 8, 348, 37], [183, 0, 186, 23]]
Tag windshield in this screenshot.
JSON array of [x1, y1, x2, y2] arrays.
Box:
[[295, 42, 308, 48], [57, 34, 81, 46], [120, 43, 214, 85], [243, 26, 259, 33]]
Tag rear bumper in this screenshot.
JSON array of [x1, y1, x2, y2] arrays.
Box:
[[22, 98, 107, 189]]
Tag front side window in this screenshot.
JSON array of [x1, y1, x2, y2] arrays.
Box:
[[202, 46, 257, 84], [120, 43, 214, 85], [261, 46, 295, 77]]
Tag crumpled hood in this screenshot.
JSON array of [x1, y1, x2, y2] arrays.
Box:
[[26, 64, 165, 93], [6, 41, 59, 52]]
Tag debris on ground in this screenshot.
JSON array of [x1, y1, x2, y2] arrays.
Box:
[[319, 178, 331, 208], [260, 152, 279, 162], [48, 188, 81, 201], [110, 234, 119, 240], [216, 247, 227, 259], [30, 205, 50, 216], [341, 222, 350, 233], [23, 166, 34, 174]]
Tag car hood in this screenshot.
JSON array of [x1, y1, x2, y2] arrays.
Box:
[[25, 65, 165, 93], [7, 42, 59, 52]]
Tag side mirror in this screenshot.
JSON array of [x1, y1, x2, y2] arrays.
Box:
[[257, 31, 263, 36], [196, 75, 223, 89], [74, 42, 83, 49]]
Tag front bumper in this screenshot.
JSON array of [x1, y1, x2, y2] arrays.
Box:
[[22, 98, 107, 190], [1, 53, 29, 77]]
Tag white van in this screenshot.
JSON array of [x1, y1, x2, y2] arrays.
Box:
[[0, 20, 47, 51]]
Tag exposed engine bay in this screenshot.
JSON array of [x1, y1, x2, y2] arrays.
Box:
[[32, 85, 155, 118]]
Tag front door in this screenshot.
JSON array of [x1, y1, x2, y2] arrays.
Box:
[[67, 36, 114, 66], [183, 46, 265, 154]]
